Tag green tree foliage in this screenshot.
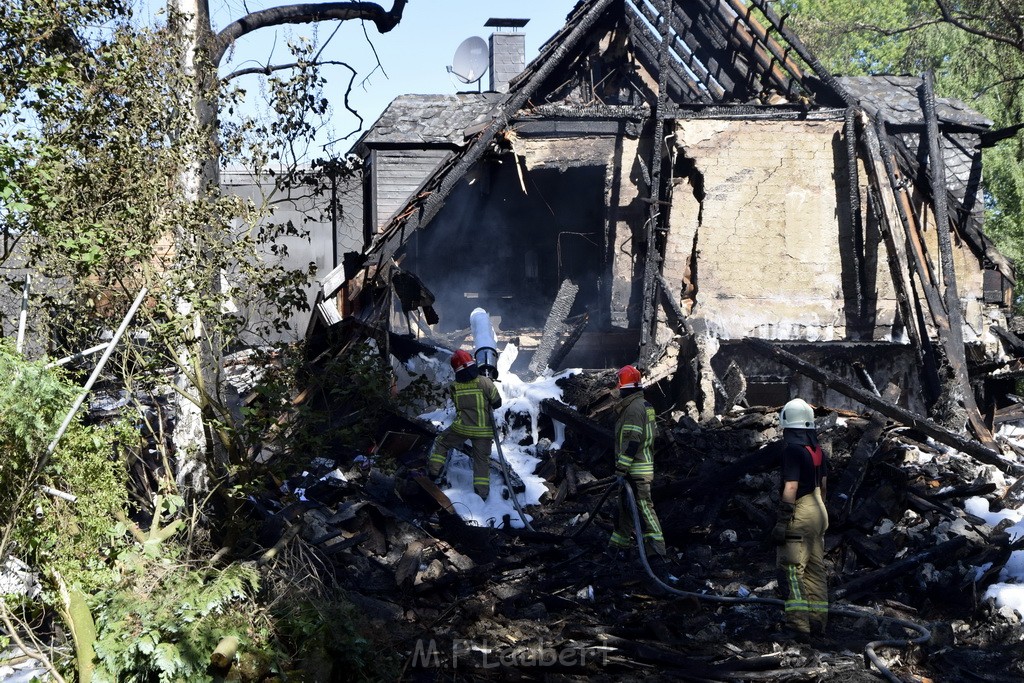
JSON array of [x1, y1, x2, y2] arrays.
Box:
[[779, 0, 1024, 263], [0, 2, 407, 679]]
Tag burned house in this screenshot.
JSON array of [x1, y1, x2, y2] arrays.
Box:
[[310, 0, 1016, 437]]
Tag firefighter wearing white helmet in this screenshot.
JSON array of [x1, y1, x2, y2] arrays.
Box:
[[773, 397, 829, 642]]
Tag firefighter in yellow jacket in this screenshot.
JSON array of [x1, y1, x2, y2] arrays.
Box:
[[772, 398, 829, 641], [609, 365, 667, 560], [428, 349, 502, 500]]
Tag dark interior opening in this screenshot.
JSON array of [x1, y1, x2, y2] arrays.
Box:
[[405, 160, 606, 332]]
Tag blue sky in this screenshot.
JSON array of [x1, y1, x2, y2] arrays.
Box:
[[137, 1, 579, 157]]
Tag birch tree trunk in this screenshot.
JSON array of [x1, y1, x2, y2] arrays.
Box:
[[164, 0, 407, 493]]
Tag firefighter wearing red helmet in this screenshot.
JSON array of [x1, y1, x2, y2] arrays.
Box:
[[608, 365, 668, 562], [428, 349, 502, 500]]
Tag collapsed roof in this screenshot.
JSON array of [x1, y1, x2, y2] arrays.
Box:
[[309, 0, 1016, 454]]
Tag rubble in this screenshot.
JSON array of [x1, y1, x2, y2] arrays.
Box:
[[217, 335, 1024, 682]]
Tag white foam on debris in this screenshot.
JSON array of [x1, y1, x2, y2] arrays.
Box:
[[417, 343, 579, 529]]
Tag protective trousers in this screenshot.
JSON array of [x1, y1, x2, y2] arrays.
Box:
[[777, 488, 828, 635], [610, 479, 666, 557], [428, 429, 493, 499]]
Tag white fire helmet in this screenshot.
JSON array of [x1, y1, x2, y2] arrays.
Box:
[[779, 398, 815, 430]]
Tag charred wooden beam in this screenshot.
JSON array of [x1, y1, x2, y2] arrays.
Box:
[[1001, 475, 1024, 510], [548, 313, 590, 372], [629, 1, 719, 101], [540, 399, 613, 445], [743, 338, 1022, 475], [622, 1, 712, 101], [833, 535, 969, 601], [720, 0, 808, 97], [874, 116, 949, 382], [845, 109, 865, 315], [852, 362, 881, 397], [529, 279, 579, 377], [860, 113, 929, 365], [745, 0, 854, 105], [920, 71, 996, 450], [990, 326, 1024, 356], [701, 0, 798, 96], [362, 0, 618, 275], [639, 0, 673, 361], [625, 5, 704, 102], [667, 0, 740, 96], [830, 383, 900, 524], [927, 482, 997, 501]]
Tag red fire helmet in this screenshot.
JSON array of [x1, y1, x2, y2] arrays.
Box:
[[451, 349, 475, 372], [617, 365, 642, 389]]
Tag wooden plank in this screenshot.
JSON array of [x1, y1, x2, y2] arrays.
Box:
[[412, 475, 456, 515], [860, 112, 927, 357], [831, 383, 900, 524]]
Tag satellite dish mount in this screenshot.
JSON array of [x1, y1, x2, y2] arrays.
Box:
[[447, 36, 488, 92]]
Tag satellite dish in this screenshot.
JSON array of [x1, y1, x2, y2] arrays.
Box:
[[448, 36, 488, 84]]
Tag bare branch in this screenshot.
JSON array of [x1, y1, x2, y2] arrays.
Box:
[[212, 0, 407, 66], [848, 18, 947, 37], [223, 58, 355, 82], [934, 0, 1024, 52], [0, 603, 67, 683]]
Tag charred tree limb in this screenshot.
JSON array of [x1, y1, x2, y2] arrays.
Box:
[[743, 338, 1022, 475], [212, 1, 407, 65]]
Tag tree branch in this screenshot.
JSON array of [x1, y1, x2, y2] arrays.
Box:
[[212, 0, 407, 66], [934, 0, 1024, 52], [223, 58, 356, 82]]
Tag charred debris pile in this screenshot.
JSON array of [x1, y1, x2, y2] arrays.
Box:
[[215, 324, 1024, 683]]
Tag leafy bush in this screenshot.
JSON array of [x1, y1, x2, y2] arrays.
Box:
[[0, 341, 130, 586]]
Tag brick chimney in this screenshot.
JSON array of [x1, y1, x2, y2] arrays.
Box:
[[486, 18, 529, 93]]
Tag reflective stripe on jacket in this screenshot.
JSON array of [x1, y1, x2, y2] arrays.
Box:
[[614, 391, 656, 481], [450, 376, 500, 438]]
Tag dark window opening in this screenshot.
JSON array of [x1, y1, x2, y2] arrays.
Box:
[[405, 161, 606, 332]]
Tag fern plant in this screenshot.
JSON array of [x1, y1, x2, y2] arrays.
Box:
[[91, 560, 262, 682]]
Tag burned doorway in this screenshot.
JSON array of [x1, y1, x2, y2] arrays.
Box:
[[404, 161, 606, 334]]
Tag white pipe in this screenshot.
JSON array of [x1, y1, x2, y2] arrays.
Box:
[[16, 274, 30, 355], [41, 288, 148, 466], [40, 485, 77, 503], [46, 342, 111, 369]]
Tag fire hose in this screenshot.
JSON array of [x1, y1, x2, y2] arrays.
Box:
[[480, 432, 926, 681], [613, 477, 930, 683], [492, 417, 536, 532]]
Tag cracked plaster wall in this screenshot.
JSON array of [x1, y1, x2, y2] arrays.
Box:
[[666, 119, 897, 342]]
